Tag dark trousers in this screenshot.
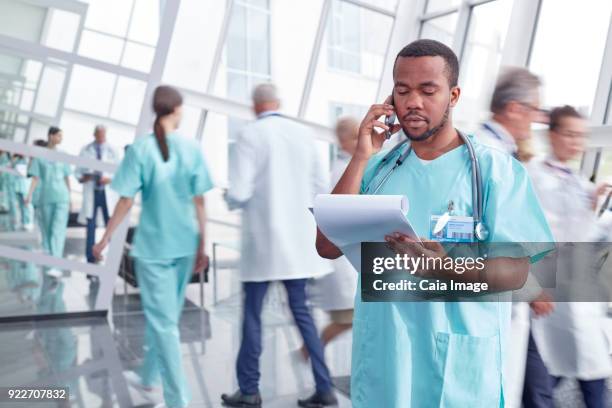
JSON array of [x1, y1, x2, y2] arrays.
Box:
[[551, 377, 607, 408], [523, 331, 607, 408], [236, 279, 333, 395], [523, 331, 554, 408], [86, 189, 110, 263]]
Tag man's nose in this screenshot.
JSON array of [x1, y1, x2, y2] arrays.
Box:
[[404, 93, 424, 111]]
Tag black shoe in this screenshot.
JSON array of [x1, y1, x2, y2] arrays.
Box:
[[221, 390, 262, 407], [297, 391, 338, 407]]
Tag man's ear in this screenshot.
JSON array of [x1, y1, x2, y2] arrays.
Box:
[[449, 86, 461, 107]]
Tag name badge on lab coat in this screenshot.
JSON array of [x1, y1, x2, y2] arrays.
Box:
[[429, 215, 474, 243]]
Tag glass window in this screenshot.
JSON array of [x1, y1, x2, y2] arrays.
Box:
[[41, 9, 81, 52], [83, 0, 134, 37], [65, 65, 116, 117], [178, 105, 202, 139], [200, 112, 240, 187], [20, 90, 35, 111], [127, 0, 160, 46], [420, 12, 458, 47], [211, 4, 271, 103], [227, 2, 248, 71], [0, 113, 27, 141], [33, 64, 66, 118], [455, 0, 513, 128], [212, 0, 324, 115], [121, 42, 155, 72], [328, 0, 361, 74], [109, 76, 146, 124], [265, 0, 324, 114], [529, 0, 612, 115], [78, 30, 124, 65], [60, 110, 135, 155], [162, 0, 227, 92], [219, 0, 271, 104], [0, 0, 46, 43], [357, 0, 398, 12], [425, 0, 461, 14], [329, 102, 368, 125], [607, 88, 612, 123], [247, 6, 270, 75], [305, 5, 393, 125]]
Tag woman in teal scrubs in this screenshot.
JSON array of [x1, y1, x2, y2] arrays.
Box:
[[93, 85, 213, 408], [25, 127, 71, 259]]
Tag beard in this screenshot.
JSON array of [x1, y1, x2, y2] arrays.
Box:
[[402, 103, 450, 142]]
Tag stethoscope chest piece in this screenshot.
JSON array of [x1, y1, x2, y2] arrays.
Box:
[[475, 222, 489, 242]]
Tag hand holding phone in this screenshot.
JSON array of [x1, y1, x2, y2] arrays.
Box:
[[384, 95, 397, 140]]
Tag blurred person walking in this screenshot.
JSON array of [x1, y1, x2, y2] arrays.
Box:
[[25, 127, 72, 278], [76, 125, 119, 264], [222, 83, 336, 408], [474, 66, 555, 408], [93, 85, 213, 408], [527, 106, 612, 408], [304, 117, 359, 358]]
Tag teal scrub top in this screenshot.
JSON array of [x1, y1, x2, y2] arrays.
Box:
[[351, 136, 554, 408], [111, 133, 214, 260], [28, 157, 71, 205], [11, 157, 30, 195]]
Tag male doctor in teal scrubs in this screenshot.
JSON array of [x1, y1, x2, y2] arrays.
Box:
[[316, 39, 554, 407]]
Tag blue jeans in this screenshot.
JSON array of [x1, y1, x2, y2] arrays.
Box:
[[237, 279, 333, 395], [523, 330, 607, 408], [552, 377, 606, 408], [86, 189, 110, 263]]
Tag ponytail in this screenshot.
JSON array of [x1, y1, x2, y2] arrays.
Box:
[[153, 116, 169, 162], [151, 85, 182, 162]]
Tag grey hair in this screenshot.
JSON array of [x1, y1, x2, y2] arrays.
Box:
[[335, 116, 359, 139], [94, 124, 106, 134], [490, 67, 541, 114], [252, 83, 279, 105]]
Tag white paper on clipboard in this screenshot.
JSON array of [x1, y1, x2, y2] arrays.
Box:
[[313, 194, 419, 248]]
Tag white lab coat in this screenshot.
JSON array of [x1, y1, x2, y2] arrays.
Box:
[[75, 142, 119, 226], [225, 112, 332, 282], [528, 158, 612, 380], [474, 120, 537, 408], [475, 120, 518, 155], [308, 150, 358, 311]]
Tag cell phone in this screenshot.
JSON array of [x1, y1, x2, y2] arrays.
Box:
[[384, 95, 396, 140]]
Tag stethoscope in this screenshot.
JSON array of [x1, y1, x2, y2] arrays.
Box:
[[364, 130, 489, 242]]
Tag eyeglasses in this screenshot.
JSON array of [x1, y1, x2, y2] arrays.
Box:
[[553, 129, 586, 138], [518, 102, 549, 116]]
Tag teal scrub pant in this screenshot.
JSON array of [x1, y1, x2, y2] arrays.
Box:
[[135, 256, 194, 408], [39, 203, 69, 257]]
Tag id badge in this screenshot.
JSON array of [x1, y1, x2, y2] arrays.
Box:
[[429, 215, 474, 243]]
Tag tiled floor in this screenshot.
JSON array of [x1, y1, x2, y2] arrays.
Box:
[[0, 288, 353, 408], [3, 294, 612, 407], [1, 240, 612, 407]]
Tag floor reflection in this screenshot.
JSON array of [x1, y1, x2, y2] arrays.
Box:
[[0, 291, 353, 408], [0, 258, 98, 318], [3, 291, 612, 407]]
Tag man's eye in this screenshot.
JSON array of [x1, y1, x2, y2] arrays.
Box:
[[423, 89, 436, 95]]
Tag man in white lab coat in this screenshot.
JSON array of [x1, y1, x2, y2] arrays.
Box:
[[528, 105, 611, 408], [221, 84, 336, 408], [305, 117, 359, 356], [474, 67, 554, 408], [75, 125, 119, 263]]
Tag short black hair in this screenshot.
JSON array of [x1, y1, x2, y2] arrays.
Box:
[[549, 105, 583, 131], [394, 39, 459, 87], [48, 126, 62, 136]]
